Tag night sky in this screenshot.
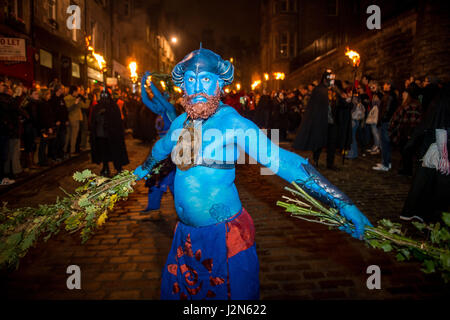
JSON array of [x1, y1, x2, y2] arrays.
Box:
[[163, 0, 260, 57]]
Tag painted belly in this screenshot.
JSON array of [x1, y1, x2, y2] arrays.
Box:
[[173, 166, 242, 227]]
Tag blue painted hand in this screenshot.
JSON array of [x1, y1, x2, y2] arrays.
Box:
[[338, 205, 373, 240], [133, 165, 149, 181]]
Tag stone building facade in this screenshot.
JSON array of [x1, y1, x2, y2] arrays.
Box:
[[286, 1, 450, 88], [259, 0, 446, 89], [0, 0, 176, 88]]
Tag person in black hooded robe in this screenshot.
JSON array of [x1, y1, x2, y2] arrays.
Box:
[[293, 69, 335, 168], [400, 83, 450, 223], [90, 90, 129, 176]]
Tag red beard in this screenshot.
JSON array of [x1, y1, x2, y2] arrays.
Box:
[[181, 88, 221, 120]]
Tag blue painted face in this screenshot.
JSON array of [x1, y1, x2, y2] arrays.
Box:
[[183, 71, 223, 103]]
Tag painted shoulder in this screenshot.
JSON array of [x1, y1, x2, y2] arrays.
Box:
[[170, 112, 188, 130]]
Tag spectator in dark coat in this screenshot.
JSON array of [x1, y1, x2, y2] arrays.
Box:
[[0, 83, 16, 184], [90, 90, 129, 177], [254, 90, 272, 129], [401, 83, 450, 223], [293, 70, 334, 168], [50, 84, 69, 160], [22, 88, 40, 170], [37, 89, 56, 166]]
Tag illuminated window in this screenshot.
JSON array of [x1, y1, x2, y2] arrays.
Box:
[[124, 0, 130, 16], [273, 0, 297, 14], [279, 0, 288, 12], [279, 32, 288, 57], [48, 0, 56, 20]]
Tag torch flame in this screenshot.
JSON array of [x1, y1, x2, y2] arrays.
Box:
[[128, 61, 138, 83], [174, 86, 182, 93], [273, 72, 285, 80], [251, 80, 261, 90], [160, 81, 166, 91], [345, 47, 360, 67], [92, 52, 106, 71], [264, 73, 269, 81]]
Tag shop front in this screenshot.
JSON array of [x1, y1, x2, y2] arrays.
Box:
[[0, 37, 34, 86]]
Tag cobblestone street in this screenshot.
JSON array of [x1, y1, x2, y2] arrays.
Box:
[[1, 136, 448, 300]]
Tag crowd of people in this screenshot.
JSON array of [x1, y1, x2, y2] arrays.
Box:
[[223, 72, 448, 222], [1, 71, 448, 222], [0, 78, 156, 185]]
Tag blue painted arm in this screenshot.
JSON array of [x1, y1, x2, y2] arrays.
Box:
[[141, 71, 177, 122], [231, 112, 372, 239]]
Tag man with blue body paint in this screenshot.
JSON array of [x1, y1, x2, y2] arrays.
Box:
[[134, 47, 372, 300]]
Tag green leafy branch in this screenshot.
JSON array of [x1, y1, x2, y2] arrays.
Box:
[[277, 181, 450, 283], [0, 160, 164, 271]]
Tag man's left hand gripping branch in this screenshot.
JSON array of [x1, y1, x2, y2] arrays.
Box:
[[133, 47, 372, 300]]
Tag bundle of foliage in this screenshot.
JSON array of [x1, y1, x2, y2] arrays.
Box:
[[277, 182, 450, 282], [0, 161, 165, 270]]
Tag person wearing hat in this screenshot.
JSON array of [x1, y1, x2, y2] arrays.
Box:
[[133, 48, 371, 300]]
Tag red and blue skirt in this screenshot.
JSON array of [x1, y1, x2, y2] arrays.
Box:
[[160, 208, 259, 300]]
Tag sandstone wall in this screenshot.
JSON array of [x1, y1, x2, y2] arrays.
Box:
[[287, 2, 450, 88]]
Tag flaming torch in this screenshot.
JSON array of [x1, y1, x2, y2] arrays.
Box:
[[344, 46, 361, 164], [251, 80, 261, 91], [92, 51, 107, 85], [128, 61, 138, 93], [128, 61, 138, 83], [345, 46, 361, 99], [345, 47, 360, 68]]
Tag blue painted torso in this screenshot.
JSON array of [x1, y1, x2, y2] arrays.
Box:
[[151, 103, 310, 227]]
